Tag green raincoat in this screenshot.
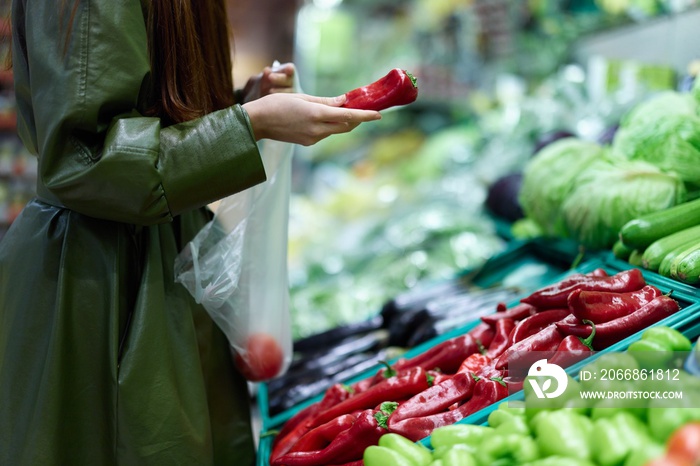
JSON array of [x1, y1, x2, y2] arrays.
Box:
[[0, 1, 267, 465]]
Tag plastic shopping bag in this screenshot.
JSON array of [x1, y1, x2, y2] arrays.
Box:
[[174, 137, 293, 382]]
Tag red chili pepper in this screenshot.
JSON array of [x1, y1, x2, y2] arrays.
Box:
[[388, 371, 477, 425], [485, 318, 516, 358], [395, 334, 480, 374], [458, 353, 492, 375], [520, 268, 646, 309], [481, 302, 538, 326], [328, 461, 364, 466], [548, 319, 596, 368], [271, 383, 352, 460], [342, 68, 418, 111], [306, 367, 430, 429], [494, 315, 578, 370], [467, 322, 496, 350], [387, 375, 508, 442], [272, 408, 388, 466], [590, 268, 609, 277], [509, 309, 570, 344], [567, 285, 663, 324], [288, 414, 357, 453], [556, 295, 680, 349]]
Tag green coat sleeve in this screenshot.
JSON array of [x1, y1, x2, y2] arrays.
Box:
[[12, 0, 266, 225]]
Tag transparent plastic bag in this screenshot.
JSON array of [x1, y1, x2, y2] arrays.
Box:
[[174, 137, 294, 382]]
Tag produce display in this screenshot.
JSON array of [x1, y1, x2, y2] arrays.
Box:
[[358, 325, 700, 466], [263, 265, 691, 466], [614, 198, 700, 284]]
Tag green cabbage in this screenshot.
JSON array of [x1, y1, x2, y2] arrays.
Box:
[[562, 158, 686, 250], [519, 138, 605, 237], [612, 113, 700, 185], [620, 91, 697, 128]]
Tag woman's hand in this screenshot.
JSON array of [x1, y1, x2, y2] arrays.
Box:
[[242, 93, 381, 146], [241, 62, 296, 102]]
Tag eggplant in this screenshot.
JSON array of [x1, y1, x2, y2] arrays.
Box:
[[293, 315, 383, 353], [486, 172, 524, 222]]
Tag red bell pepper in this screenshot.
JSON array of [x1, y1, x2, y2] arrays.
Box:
[[481, 302, 538, 326], [548, 319, 596, 368], [567, 285, 663, 324], [509, 308, 570, 344], [306, 366, 431, 429], [387, 375, 508, 442], [485, 318, 516, 358], [288, 414, 357, 453], [556, 294, 680, 349], [272, 408, 389, 466], [468, 322, 496, 350], [520, 268, 646, 309], [342, 68, 418, 111], [388, 371, 477, 425]]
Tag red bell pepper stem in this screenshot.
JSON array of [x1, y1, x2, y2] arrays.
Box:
[[494, 315, 578, 370], [567, 285, 663, 324], [556, 295, 680, 350], [288, 414, 357, 453], [521, 268, 646, 309], [481, 302, 537, 326], [307, 367, 430, 429], [468, 322, 496, 350], [549, 319, 596, 368], [485, 318, 516, 358], [389, 371, 477, 424], [342, 68, 418, 111], [388, 376, 508, 442], [510, 309, 570, 344], [272, 409, 388, 466]]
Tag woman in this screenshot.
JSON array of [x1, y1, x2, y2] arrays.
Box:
[[0, 1, 380, 465]]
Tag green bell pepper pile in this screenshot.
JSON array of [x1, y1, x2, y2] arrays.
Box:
[[362, 326, 700, 466]]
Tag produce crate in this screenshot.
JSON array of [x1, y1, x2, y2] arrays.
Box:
[[257, 257, 700, 464], [257, 239, 586, 430]]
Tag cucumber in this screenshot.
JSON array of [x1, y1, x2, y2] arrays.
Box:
[[669, 241, 700, 284], [640, 224, 700, 271], [658, 241, 695, 278], [619, 198, 700, 250], [628, 249, 644, 267], [612, 239, 633, 261]]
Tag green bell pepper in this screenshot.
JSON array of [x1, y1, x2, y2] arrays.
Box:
[[622, 442, 664, 466], [532, 410, 593, 460], [628, 326, 691, 369], [647, 400, 700, 443], [474, 433, 540, 465], [378, 433, 433, 466], [364, 445, 416, 466], [488, 402, 530, 436], [522, 457, 597, 466], [431, 444, 477, 460], [524, 375, 589, 422], [589, 398, 647, 422], [580, 353, 639, 393], [441, 446, 477, 466], [591, 411, 654, 466], [430, 424, 495, 450]]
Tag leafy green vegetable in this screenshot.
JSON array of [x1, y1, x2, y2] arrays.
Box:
[[519, 137, 605, 237], [620, 91, 697, 128], [562, 158, 686, 249]]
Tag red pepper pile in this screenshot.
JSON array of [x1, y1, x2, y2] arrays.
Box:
[[269, 267, 680, 465]]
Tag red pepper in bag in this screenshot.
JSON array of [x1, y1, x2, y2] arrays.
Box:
[[521, 268, 646, 309], [342, 68, 418, 111], [307, 367, 431, 429], [556, 294, 680, 349], [481, 302, 537, 326], [548, 319, 596, 368], [509, 308, 570, 344], [272, 408, 389, 466], [388, 375, 508, 442], [288, 414, 357, 453], [567, 285, 663, 323], [389, 371, 477, 425], [485, 318, 516, 358]]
